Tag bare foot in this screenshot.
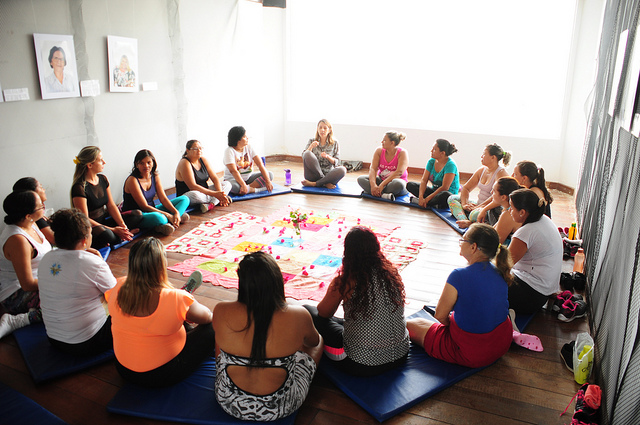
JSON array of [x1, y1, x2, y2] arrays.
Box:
[[456, 219, 472, 229], [324, 183, 336, 189], [301, 180, 316, 187]]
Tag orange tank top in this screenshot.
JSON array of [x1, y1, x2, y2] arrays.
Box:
[[106, 278, 194, 372]]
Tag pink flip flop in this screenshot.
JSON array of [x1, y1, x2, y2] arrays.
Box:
[[512, 330, 544, 352]]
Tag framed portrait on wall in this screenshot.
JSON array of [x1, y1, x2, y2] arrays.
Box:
[[108, 36, 139, 93], [33, 33, 80, 100]]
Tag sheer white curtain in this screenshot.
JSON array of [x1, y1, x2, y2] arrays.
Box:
[[287, 0, 576, 139]]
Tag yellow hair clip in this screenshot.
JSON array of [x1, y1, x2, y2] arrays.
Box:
[[73, 156, 80, 165]]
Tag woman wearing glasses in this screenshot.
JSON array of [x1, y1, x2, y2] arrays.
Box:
[[44, 46, 76, 93], [0, 190, 52, 340], [406, 224, 513, 368], [175, 139, 232, 213]]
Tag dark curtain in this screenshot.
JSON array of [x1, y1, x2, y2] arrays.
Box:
[[576, 1, 640, 424]]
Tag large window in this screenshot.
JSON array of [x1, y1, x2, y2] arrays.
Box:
[[288, 0, 577, 139]]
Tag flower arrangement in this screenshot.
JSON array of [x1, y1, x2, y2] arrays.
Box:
[[289, 209, 308, 235]]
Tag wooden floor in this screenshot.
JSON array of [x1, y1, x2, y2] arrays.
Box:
[[0, 160, 588, 425]]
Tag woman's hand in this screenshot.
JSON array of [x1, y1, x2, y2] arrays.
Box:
[[215, 192, 231, 207], [239, 182, 249, 195], [265, 180, 274, 192], [111, 225, 134, 241], [85, 247, 102, 258], [420, 195, 432, 208], [309, 141, 319, 150], [371, 183, 383, 197]]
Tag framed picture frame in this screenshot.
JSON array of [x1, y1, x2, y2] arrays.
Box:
[[33, 33, 80, 100], [108, 36, 138, 93]]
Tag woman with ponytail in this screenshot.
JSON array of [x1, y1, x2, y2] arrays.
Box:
[[448, 143, 511, 227], [406, 223, 514, 368], [508, 189, 563, 314], [512, 160, 553, 217], [71, 146, 142, 249]]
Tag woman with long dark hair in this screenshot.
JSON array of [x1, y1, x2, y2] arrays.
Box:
[[122, 149, 190, 236], [12, 177, 55, 244], [213, 251, 322, 421], [508, 189, 563, 314], [304, 226, 409, 376], [407, 224, 514, 368], [512, 160, 553, 217]]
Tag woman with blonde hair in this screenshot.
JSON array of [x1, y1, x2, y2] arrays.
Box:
[[301, 119, 347, 189], [71, 146, 142, 249], [106, 237, 214, 387]]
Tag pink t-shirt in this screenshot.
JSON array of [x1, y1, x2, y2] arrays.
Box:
[[377, 147, 408, 181]]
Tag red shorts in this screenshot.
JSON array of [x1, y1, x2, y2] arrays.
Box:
[[424, 314, 512, 368]]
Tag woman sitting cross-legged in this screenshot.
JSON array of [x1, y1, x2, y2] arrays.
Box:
[[106, 237, 215, 387], [406, 224, 514, 368], [71, 146, 142, 249], [304, 226, 410, 376], [223, 126, 274, 196], [38, 209, 117, 356], [213, 251, 322, 421], [447, 143, 511, 228], [123, 149, 190, 236], [407, 138, 460, 209], [175, 139, 232, 213], [357, 131, 409, 200], [508, 189, 563, 314], [0, 191, 52, 339], [301, 119, 347, 189]]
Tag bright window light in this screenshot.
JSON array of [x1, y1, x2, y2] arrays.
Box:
[[287, 0, 577, 139]]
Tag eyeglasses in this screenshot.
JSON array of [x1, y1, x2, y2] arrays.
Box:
[[459, 238, 472, 246], [51, 57, 65, 62], [189, 147, 203, 151], [32, 205, 46, 213]]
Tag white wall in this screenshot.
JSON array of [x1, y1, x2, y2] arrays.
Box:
[[276, 1, 605, 186]]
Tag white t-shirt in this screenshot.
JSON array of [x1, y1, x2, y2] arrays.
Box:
[[511, 214, 563, 296], [223, 145, 259, 182], [38, 249, 117, 344]]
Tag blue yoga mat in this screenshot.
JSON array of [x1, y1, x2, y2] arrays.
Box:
[[319, 307, 482, 422], [229, 184, 291, 202], [12, 322, 114, 383], [290, 181, 363, 198], [108, 356, 297, 425], [0, 382, 68, 425], [430, 207, 467, 234]]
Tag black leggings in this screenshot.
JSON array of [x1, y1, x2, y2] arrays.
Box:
[[508, 275, 549, 314], [406, 182, 452, 209], [303, 305, 407, 377], [48, 317, 113, 356], [115, 323, 216, 388], [91, 210, 143, 249]]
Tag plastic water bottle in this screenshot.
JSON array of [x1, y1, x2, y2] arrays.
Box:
[[568, 222, 578, 240], [573, 248, 585, 273], [284, 169, 292, 186]]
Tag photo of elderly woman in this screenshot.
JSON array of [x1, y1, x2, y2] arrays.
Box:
[[34, 33, 80, 100]]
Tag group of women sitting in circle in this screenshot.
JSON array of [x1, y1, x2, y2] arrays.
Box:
[[0, 120, 563, 421]]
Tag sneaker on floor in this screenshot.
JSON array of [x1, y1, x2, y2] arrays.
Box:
[[154, 223, 175, 236], [560, 340, 575, 372], [180, 212, 190, 223], [199, 203, 214, 214], [181, 271, 203, 294], [381, 193, 395, 201], [552, 291, 583, 312], [558, 299, 587, 322]]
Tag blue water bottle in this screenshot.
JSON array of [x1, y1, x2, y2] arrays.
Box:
[[284, 169, 292, 186]]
